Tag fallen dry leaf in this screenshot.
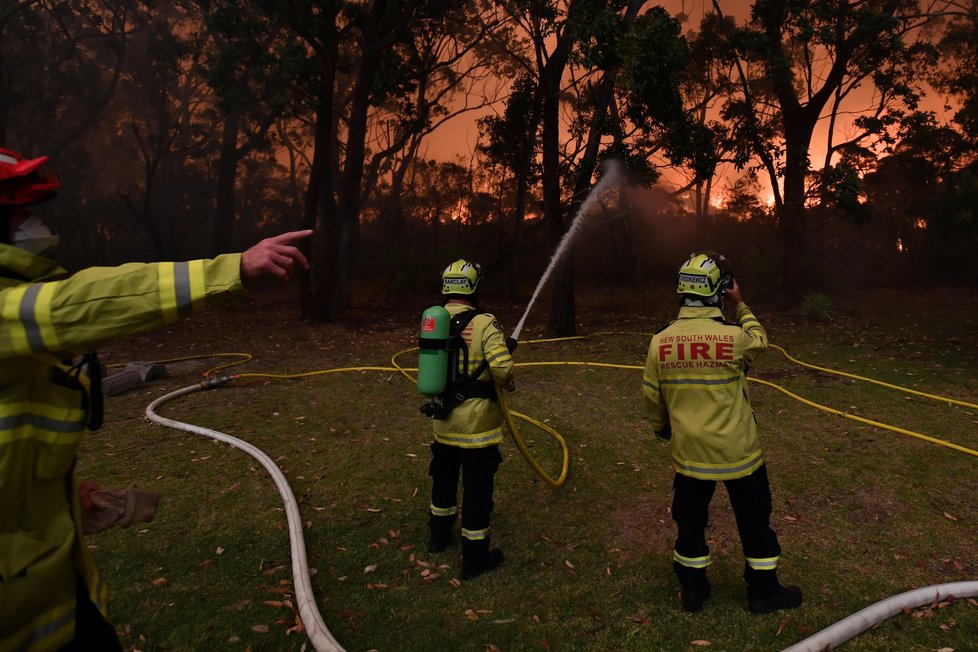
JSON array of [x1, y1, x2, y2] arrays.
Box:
[[565, 559, 575, 569], [216, 547, 225, 555], [492, 618, 515, 624], [776, 617, 789, 636], [286, 613, 305, 635], [151, 577, 168, 587], [251, 625, 269, 633], [263, 601, 283, 608], [465, 609, 479, 621], [691, 641, 711, 646], [364, 564, 378, 574], [943, 512, 958, 521]]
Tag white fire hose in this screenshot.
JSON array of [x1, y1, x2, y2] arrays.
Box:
[[145, 378, 346, 652], [145, 377, 977, 652], [781, 581, 978, 651]]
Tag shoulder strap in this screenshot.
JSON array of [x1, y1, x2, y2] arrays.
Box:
[[449, 308, 483, 336]]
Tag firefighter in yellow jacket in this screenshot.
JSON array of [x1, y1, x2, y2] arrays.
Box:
[[0, 146, 312, 651], [642, 251, 802, 614], [424, 259, 516, 580]]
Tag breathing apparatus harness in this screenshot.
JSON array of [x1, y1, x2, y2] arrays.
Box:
[[418, 308, 497, 420]]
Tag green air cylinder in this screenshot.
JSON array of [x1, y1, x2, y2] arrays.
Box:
[[417, 305, 451, 396]]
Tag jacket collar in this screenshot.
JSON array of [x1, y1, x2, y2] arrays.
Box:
[[677, 305, 724, 320], [0, 243, 67, 288]]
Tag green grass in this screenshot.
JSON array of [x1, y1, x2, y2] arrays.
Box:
[[78, 287, 978, 651]]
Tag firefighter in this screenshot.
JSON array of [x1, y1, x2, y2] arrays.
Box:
[[425, 259, 516, 580], [0, 146, 312, 651], [642, 251, 803, 614]]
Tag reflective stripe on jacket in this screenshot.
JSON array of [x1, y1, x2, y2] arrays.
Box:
[[0, 243, 242, 651], [642, 303, 767, 480], [432, 303, 514, 448]]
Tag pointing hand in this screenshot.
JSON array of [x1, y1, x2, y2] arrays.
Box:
[[240, 229, 313, 282]]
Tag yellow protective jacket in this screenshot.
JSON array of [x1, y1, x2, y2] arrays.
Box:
[[0, 243, 242, 652], [642, 303, 768, 481], [432, 303, 514, 448]]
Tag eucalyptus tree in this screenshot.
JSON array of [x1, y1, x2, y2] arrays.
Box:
[[112, 0, 221, 261], [932, 0, 978, 152], [195, 1, 310, 254], [478, 71, 542, 299], [249, 0, 507, 322], [488, 0, 712, 335], [709, 0, 954, 297], [0, 0, 130, 153]]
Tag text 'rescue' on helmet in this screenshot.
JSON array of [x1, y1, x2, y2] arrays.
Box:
[[676, 252, 733, 298], [442, 259, 481, 295], [0, 148, 60, 206]]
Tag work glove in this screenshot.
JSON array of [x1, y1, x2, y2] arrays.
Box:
[[655, 427, 672, 441], [80, 481, 161, 534], [506, 337, 519, 354]]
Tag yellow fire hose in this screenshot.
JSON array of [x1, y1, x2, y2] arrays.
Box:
[[389, 346, 570, 487], [139, 334, 976, 652]]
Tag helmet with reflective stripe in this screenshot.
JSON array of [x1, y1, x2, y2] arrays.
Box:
[[0, 147, 60, 205], [442, 259, 481, 295], [676, 251, 732, 297]]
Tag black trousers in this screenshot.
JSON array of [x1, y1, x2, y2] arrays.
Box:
[[429, 441, 502, 540], [672, 464, 781, 572], [58, 574, 122, 651]]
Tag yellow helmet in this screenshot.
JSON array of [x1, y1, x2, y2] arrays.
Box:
[[676, 252, 732, 297], [441, 259, 481, 295]]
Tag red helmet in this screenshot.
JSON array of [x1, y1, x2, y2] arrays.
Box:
[[0, 147, 60, 205]]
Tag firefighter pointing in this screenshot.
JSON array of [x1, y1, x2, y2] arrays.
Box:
[[0, 146, 312, 651], [642, 251, 803, 614], [417, 259, 516, 580]]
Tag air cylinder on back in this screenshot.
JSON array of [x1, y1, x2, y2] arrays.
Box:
[[417, 305, 450, 396]]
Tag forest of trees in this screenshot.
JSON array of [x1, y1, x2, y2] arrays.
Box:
[[2, 0, 977, 334]]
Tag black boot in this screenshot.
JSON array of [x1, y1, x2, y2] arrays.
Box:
[[461, 537, 504, 580], [674, 562, 712, 613], [427, 513, 455, 553], [745, 565, 803, 614]]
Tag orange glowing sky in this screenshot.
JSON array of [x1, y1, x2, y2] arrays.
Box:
[[421, 0, 953, 206]]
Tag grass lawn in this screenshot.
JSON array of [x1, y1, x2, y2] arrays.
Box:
[[79, 284, 978, 651]]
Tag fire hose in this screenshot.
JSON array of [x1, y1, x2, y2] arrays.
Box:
[[139, 335, 976, 651], [145, 377, 347, 652]]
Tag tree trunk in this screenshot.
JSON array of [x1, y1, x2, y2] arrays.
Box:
[[778, 117, 816, 300], [301, 89, 335, 321], [540, 15, 573, 336], [212, 111, 239, 255]]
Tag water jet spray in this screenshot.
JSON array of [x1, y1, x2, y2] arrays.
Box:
[[510, 160, 624, 341]]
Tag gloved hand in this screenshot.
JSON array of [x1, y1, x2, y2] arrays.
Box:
[[506, 337, 519, 354], [655, 427, 672, 441]]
